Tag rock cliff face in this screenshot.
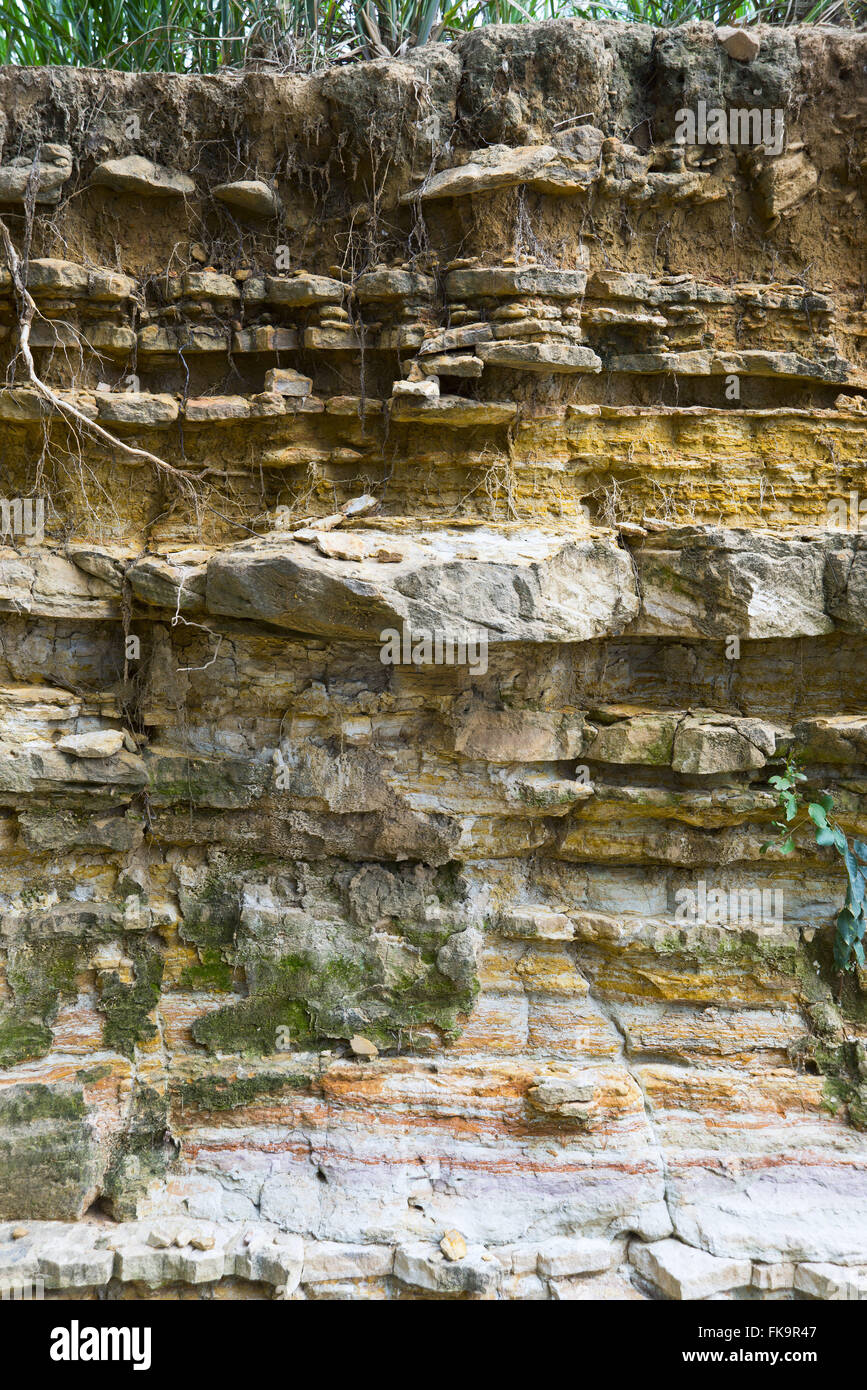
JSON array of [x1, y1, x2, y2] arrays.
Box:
[[1, 19, 867, 1300]]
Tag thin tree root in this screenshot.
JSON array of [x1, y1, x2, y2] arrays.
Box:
[[0, 213, 197, 500]]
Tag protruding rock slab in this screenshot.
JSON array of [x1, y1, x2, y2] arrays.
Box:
[[128, 553, 207, 613], [669, 1171, 867, 1266], [392, 376, 439, 401], [584, 713, 679, 766], [355, 269, 436, 301], [629, 527, 833, 639], [204, 530, 640, 643], [388, 395, 516, 426], [91, 156, 195, 198], [794, 1263, 867, 1299], [478, 342, 601, 373], [394, 1242, 500, 1294], [419, 354, 483, 377], [445, 267, 588, 300], [302, 1241, 393, 1283], [673, 714, 778, 775], [407, 144, 598, 201], [265, 274, 344, 307], [96, 392, 179, 426], [536, 1236, 619, 1277], [419, 324, 493, 355], [57, 731, 124, 759], [0, 146, 72, 205], [498, 906, 574, 941], [630, 1238, 751, 1300]]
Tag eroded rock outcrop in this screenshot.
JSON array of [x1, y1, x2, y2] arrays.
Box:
[[1, 20, 867, 1301]]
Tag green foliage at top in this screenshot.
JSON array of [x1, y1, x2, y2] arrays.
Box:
[[761, 754, 867, 974], [0, 0, 862, 74]]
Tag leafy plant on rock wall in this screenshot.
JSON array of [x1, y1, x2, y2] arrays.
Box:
[[761, 753, 867, 974]]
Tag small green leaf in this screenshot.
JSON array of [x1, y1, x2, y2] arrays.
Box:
[[835, 938, 852, 971], [844, 851, 866, 907], [808, 803, 828, 830], [838, 907, 858, 945]]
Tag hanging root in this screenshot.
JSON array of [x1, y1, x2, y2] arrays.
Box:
[[0, 213, 197, 501]]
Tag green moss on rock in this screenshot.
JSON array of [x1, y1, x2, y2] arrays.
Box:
[[99, 949, 164, 1058], [0, 1015, 53, 1067], [178, 869, 241, 950], [179, 947, 234, 992], [790, 1034, 867, 1132], [147, 752, 267, 809], [0, 1083, 98, 1221], [0, 1083, 87, 1124], [0, 940, 80, 1068], [176, 1071, 311, 1111], [192, 995, 314, 1055], [101, 1082, 176, 1221]]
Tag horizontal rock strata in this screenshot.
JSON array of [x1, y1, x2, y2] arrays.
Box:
[[0, 20, 866, 1300]]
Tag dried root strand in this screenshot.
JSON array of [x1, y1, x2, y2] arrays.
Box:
[[0, 213, 196, 500]]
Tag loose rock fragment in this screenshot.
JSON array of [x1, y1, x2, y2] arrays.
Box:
[[214, 180, 279, 217], [717, 26, 761, 61], [264, 368, 312, 398], [315, 533, 369, 561], [57, 731, 125, 759], [440, 1231, 468, 1262]]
